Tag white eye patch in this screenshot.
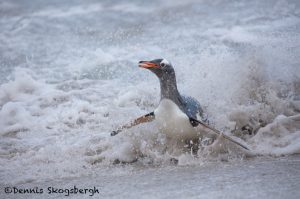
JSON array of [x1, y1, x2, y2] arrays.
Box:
[[161, 59, 170, 66]]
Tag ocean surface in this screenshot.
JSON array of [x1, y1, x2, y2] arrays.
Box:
[[0, 0, 300, 198]]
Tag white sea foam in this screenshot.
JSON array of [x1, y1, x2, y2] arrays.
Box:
[[0, 0, 299, 185]]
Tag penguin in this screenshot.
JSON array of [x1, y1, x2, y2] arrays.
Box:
[[112, 59, 249, 151]]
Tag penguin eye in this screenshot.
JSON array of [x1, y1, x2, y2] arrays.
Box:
[[160, 62, 166, 68]]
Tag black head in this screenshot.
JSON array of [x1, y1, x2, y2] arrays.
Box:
[[138, 58, 175, 80]]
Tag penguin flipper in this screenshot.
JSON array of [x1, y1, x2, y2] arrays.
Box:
[[111, 112, 155, 136], [189, 117, 250, 150]]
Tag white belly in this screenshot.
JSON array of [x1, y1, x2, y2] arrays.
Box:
[[154, 99, 198, 141]]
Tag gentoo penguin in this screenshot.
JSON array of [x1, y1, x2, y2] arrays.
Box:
[[138, 58, 207, 141], [112, 59, 249, 150]]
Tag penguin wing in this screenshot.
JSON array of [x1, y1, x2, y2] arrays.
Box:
[[189, 117, 250, 150], [111, 112, 155, 136]]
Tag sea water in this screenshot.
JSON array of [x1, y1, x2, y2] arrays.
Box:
[[0, 0, 300, 197]]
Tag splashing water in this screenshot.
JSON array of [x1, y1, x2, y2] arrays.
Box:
[[0, 0, 300, 185]]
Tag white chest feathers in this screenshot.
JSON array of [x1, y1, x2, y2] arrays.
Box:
[[154, 99, 198, 140]]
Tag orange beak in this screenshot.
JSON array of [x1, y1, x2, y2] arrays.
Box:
[[138, 61, 159, 69]]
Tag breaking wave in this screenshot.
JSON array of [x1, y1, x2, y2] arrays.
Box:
[[0, 0, 299, 184]]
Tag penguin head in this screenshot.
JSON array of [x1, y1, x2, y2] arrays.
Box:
[[138, 58, 175, 80]]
